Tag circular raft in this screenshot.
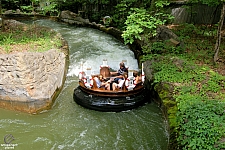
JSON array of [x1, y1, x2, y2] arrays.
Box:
[[73, 86, 149, 112]]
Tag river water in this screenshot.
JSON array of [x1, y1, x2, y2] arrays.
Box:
[[0, 20, 169, 150]]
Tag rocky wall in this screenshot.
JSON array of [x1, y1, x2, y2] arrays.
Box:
[[0, 48, 68, 114]]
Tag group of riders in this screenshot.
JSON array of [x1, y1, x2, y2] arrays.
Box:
[[94, 62, 142, 91]]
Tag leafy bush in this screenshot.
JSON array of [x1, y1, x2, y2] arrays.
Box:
[[122, 7, 169, 44], [20, 5, 33, 13]]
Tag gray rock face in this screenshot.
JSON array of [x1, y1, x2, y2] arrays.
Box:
[[156, 25, 179, 41], [0, 49, 67, 113], [60, 10, 90, 25]]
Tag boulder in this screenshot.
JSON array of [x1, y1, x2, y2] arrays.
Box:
[[4, 10, 14, 14], [156, 25, 179, 41], [59, 10, 90, 25], [3, 19, 27, 31], [0, 49, 68, 114]]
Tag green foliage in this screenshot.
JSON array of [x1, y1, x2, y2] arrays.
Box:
[[168, 23, 218, 65], [39, 1, 59, 15], [142, 40, 184, 56], [155, 0, 170, 8], [177, 98, 225, 150], [173, 23, 197, 38], [0, 33, 15, 45], [20, 5, 33, 13], [173, 23, 217, 38], [142, 42, 165, 54], [122, 6, 172, 44], [120, 0, 174, 45], [149, 54, 225, 149], [202, 70, 225, 93], [150, 55, 225, 97], [112, 0, 153, 29], [113, 1, 131, 30]]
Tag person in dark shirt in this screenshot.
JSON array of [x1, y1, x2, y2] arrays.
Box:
[[118, 62, 128, 75], [111, 62, 128, 77], [110, 62, 128, 83]]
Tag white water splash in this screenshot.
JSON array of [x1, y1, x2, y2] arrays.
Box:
[[64, 28, 139, 77]]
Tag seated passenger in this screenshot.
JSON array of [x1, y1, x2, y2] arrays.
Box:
[[94, 74, 110, 90], [111, 62, 128, 78], [111, 62, 128, 83], [112, 72, 127, 91], [133, 71, 142, 84]]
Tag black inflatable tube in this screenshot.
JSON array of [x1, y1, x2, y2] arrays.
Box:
[[73, 86, 150, 112]]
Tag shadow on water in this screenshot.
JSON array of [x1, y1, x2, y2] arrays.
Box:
[[0, 19, 169, 150]]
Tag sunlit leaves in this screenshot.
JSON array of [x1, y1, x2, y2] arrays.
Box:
[[122, 7, 167, 44], [155, 0, 170, 8]]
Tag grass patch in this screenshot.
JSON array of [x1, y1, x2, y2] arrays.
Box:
[[0, 23, 62, 54]]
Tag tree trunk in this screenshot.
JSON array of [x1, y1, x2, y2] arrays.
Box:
[[214, 3, 225, 63], [32, 2, 34, 13]]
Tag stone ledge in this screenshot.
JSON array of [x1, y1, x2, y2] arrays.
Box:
[[0, 37, 69, 114]]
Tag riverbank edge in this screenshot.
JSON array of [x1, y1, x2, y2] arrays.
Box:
[[0, 19, 70, 114]]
